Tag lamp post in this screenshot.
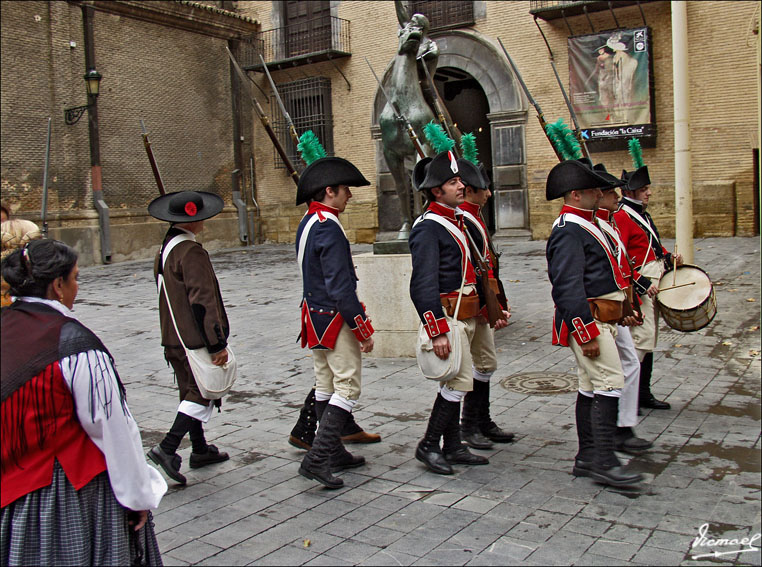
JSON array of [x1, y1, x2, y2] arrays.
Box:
[[63, 68, 102, 125]]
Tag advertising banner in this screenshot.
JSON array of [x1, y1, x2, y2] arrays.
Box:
[[568, 28, 654, 147]]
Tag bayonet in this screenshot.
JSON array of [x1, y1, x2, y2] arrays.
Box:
[[41, 117, 51, 238], [532, 18, 591, 158], [140, 119, 166, 196], [497, 37, 564, 162], [226, 46, 299, 185], [365, 57, 426, 159], [259, 55, 301, 154]]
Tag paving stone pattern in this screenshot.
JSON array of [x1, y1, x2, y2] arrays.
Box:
[[74, 237, 761, 566]]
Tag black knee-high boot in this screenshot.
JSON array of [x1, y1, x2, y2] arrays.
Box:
[[572, 393, 595, 477], [475, 380, 515, 443], [638, 352, 670, 409], [416, 394, 458, 475], [590, 395, 643, 487], [443, 402, 488, 466], [461, 386, 493, 450], [314, 399, 365, 472], [299, 404, 352, 488], [289, 388, 318, 450]]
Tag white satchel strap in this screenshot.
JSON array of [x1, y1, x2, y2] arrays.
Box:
[[158, 233, 196, 351]]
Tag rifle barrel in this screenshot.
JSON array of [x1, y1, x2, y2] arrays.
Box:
[[226, 47, 300, 185], [140, 119, 166, 196], [259, 55, 302, 153]]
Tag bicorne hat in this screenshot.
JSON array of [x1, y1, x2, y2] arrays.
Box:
[[148, 191, 224, 223], [295, 157, 370, 206], [457, 158, 488, 190], [621, 166, 651, 192], [546, 160, 619, 201], [412, 157, 433, 191], [593, 163, 627, 189], [418, 151, 461, 190]]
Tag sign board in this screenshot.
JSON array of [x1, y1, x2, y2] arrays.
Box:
[[568, 27, 655, 149]]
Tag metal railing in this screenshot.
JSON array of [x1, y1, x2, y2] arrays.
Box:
[[412, 1, 474, 31], [239, 15, 350, 68]]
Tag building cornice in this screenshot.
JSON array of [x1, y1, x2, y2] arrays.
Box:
[[67, 0, 259, 40]]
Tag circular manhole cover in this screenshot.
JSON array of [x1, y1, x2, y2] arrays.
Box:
[[500, 372, 577, 395]]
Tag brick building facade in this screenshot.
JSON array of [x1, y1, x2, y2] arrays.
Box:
[[1, 1, 759, 265]]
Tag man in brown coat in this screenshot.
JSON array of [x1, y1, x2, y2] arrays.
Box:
[[147, 191, 231, 485]]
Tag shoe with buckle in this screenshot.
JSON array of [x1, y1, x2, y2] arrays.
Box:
[[148, 445, 187, 485], [189, 445, 229, 469]]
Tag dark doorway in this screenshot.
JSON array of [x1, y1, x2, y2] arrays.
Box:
[[434, 67, 494, 232]]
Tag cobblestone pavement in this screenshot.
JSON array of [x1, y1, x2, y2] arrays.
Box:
[[74, 236, 761, 566]]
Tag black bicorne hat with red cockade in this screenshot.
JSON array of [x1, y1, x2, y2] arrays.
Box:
[[148, 191, 224, 223]]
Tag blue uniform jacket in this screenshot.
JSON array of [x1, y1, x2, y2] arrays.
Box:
[[409, 203, 477, 339], [546, 206, 628, 346], [296, 202, 373, 349]]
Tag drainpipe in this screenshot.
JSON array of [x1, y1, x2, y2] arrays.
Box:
[[229, 40, 249, 245], [82, 5, 111, 263], [671, 1, 693, 263]]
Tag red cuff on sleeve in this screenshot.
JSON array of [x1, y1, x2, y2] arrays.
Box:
[[351, 314, 374, 341], [571, 317, 600, 345], [423, 310, 450, 339]]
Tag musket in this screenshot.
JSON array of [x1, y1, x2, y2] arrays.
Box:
[[365, 57, 426, 159], [463, 226, 506, 328], [40, 117, 51, 238], [225, 46, 300, 186], [259, 55, 301, 155], [140, 119, 166, 196], [533, 17, 591, 159], [418, 59, 460, 155], [497, 37, 563, 162]]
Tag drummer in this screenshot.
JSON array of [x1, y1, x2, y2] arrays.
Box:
[[613, 148, 682, 411]]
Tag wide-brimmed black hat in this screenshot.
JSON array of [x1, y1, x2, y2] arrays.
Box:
[[593, 163, 626, 189], [412, 157, 432, 191], [296, 157, 370, 206], [418, 151, 461, 190], [621, 166, 650, 191], [457, 159, 488, 190], [546, 160, 618, 201], [148, 191, 224, 223]]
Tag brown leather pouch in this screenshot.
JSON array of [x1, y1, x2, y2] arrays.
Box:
[[588, 298, 624, 323], [441, 294, 480, 320]]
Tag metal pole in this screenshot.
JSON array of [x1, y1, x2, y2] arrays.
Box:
[[671, 1, 693, 263], [82, 5, 111, 263]]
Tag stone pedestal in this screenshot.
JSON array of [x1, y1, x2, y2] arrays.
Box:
[[355, 253, 418, 358]]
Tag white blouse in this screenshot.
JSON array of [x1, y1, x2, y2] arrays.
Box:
[[19, 297, 168, 511]]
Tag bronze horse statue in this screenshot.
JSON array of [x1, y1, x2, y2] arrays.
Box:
[[379, 6, 437, 238]]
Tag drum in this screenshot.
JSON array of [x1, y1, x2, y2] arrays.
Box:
[[656, 264, 717, 332]]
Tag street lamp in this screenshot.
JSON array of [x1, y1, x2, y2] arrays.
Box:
[[64, 68, 102, 125]]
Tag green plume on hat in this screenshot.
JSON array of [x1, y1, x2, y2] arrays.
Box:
[[460, 133, 479, 165], [423, 121, 455, 154], [545, 118, 582, 161], [297, 130, 327, 165], [628, 137, 644, 169]]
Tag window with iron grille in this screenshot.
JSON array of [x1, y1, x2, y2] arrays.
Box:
[[411, 1, 474, 31], [271, 77, 333, 172]]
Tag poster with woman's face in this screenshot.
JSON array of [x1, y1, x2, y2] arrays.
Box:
[[568, 28, 653, 142]]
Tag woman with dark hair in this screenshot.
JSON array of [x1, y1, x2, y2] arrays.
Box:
[[1, 239, 166, 565]]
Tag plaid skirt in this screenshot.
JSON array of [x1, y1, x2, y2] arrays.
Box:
[[1, 460, 162, 566]]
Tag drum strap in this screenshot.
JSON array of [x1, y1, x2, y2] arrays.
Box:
[[620, 204, 664, 268]]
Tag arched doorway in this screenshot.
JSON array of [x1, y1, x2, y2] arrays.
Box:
[[371, 30, 528, 235]]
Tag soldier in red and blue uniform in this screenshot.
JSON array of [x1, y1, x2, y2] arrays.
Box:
[[409, 151, 489, 476], [294, 156, 375, 490], [545, 159, 643, 487], [613, 164, 682, 410], [456, 158, 514, 450]]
